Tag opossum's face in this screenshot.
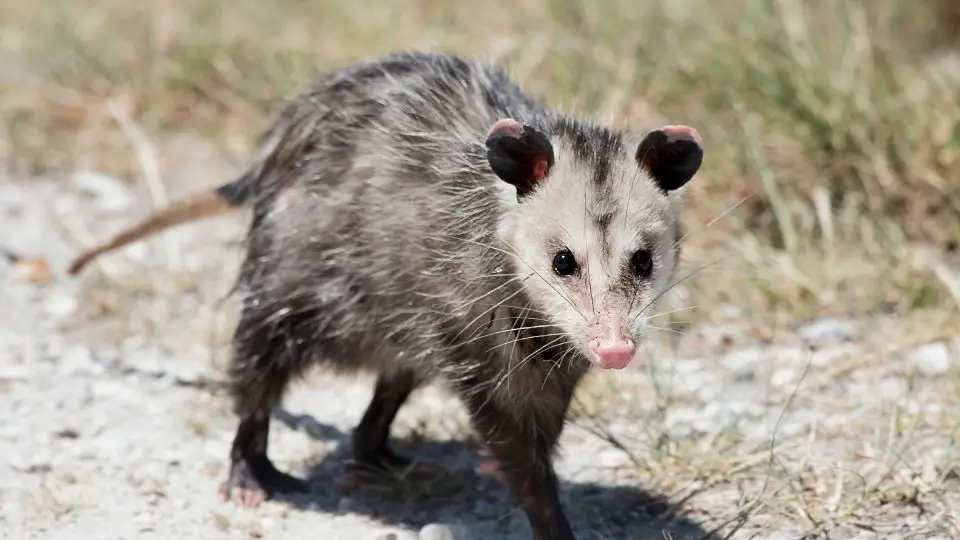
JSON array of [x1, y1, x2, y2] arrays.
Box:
[[486, 119, 702, 370]]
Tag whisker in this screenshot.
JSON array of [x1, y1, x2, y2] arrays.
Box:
[[673, 194, 753, 249], [461, 323, 560, 347], [540, 345, 576, 390], [481, 313, 554, 325], [493, 335, 570, 394], [507, 303, 534, 372], [634, 253, 734, 323], [484, 332, 570, 355], [473, 303, 553, 314], [642, 324, 691, 338], [451, 286, 528, 344], [451, 273, 530, 312], [643, 305, 700, 320]]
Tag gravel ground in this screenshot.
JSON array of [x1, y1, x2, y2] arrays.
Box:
[[3, 162, 960, 540]]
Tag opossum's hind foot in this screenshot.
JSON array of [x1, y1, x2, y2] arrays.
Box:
[[218, 413, 308, 508], [218, 455, 309, 508]]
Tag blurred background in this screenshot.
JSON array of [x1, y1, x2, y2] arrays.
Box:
[[3, 0, 959, 329]]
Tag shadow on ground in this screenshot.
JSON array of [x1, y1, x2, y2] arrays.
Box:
[[271, 409, 719, 540]]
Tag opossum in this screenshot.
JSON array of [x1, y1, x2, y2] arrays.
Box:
[[75, 51, 704, 540]]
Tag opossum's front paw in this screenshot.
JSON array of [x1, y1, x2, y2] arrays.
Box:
[[218, 456, 309, 508]]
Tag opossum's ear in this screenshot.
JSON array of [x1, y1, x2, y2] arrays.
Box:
[[636, 125, 703, 192], [485, 118, 555, 198]]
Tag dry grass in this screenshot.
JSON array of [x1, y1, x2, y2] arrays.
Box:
[[4, 0, 960, 537], [568, 311, 960, 538]]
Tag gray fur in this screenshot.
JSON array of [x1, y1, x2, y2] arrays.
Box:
[[220, 51, 700, 539]]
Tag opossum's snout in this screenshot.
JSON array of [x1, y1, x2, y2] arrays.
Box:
[[587, 336, 636, 370], [585, 310, 638, 370]]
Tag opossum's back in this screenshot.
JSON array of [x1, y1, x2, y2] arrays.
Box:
[[241, 53, 544, 328], [308, 52, 547, 126], [257, 53, 540, 270]]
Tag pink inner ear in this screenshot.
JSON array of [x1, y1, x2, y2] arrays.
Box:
[[531, 157, 548, 181], [487, 118, 525, 139], [659, 125, 702, 144]]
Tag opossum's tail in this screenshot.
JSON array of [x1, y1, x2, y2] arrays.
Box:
[[66, 172, 253, 276]]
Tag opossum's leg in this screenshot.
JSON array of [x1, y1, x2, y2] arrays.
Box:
[[218, 304, 311, 508], [340, 369, 447, 491], [460, 381, 577, 540], [351, 369, 418, 469]]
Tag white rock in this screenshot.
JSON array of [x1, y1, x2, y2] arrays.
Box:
[[126, 348, 166, 376], [797, 318, 859, 345], [135, 511, 154, 524], [0, 365, 32, 381], [771, 366, 799, 387], [419, 523, 474, 540], [909, 342, 952, 376], [59, 345, 105, 376], [43, 294, 79, 318], [595, 448, 628, 468], [719, 346, 764, 377], [163, 361, 208, 385], [0, 184, 25, 209], [875, 377, 908, 402]]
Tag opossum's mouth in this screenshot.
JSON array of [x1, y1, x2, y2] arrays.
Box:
[[586, 336, 637, 370]]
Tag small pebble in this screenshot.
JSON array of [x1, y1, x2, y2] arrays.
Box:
[[60, 345, 105, 377], [909, 341, 952, 376], [797, 317, 859, 345], [419, 523, 474, 540], [0, 365, 32, 381], [43, 294, 79, 318], [0, 184, 26, 208]]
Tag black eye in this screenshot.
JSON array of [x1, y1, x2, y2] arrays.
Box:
[[631, 249, 653, 278], [552, 249, 578, 277]]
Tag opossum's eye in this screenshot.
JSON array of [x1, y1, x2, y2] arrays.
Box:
[[552, 250, 578, 277], [631, 249, 653, 278], [486, 118, 555, 199], [636, 125, 703, 192]]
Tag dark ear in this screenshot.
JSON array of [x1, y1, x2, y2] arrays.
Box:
[[635, 125, 703, 192], [485, 118, 555, 198]]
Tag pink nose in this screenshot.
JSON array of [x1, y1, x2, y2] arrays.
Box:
[[587, 337, 636, 370]]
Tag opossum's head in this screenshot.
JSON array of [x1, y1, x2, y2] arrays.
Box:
[[486, 118, 702, 370]]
